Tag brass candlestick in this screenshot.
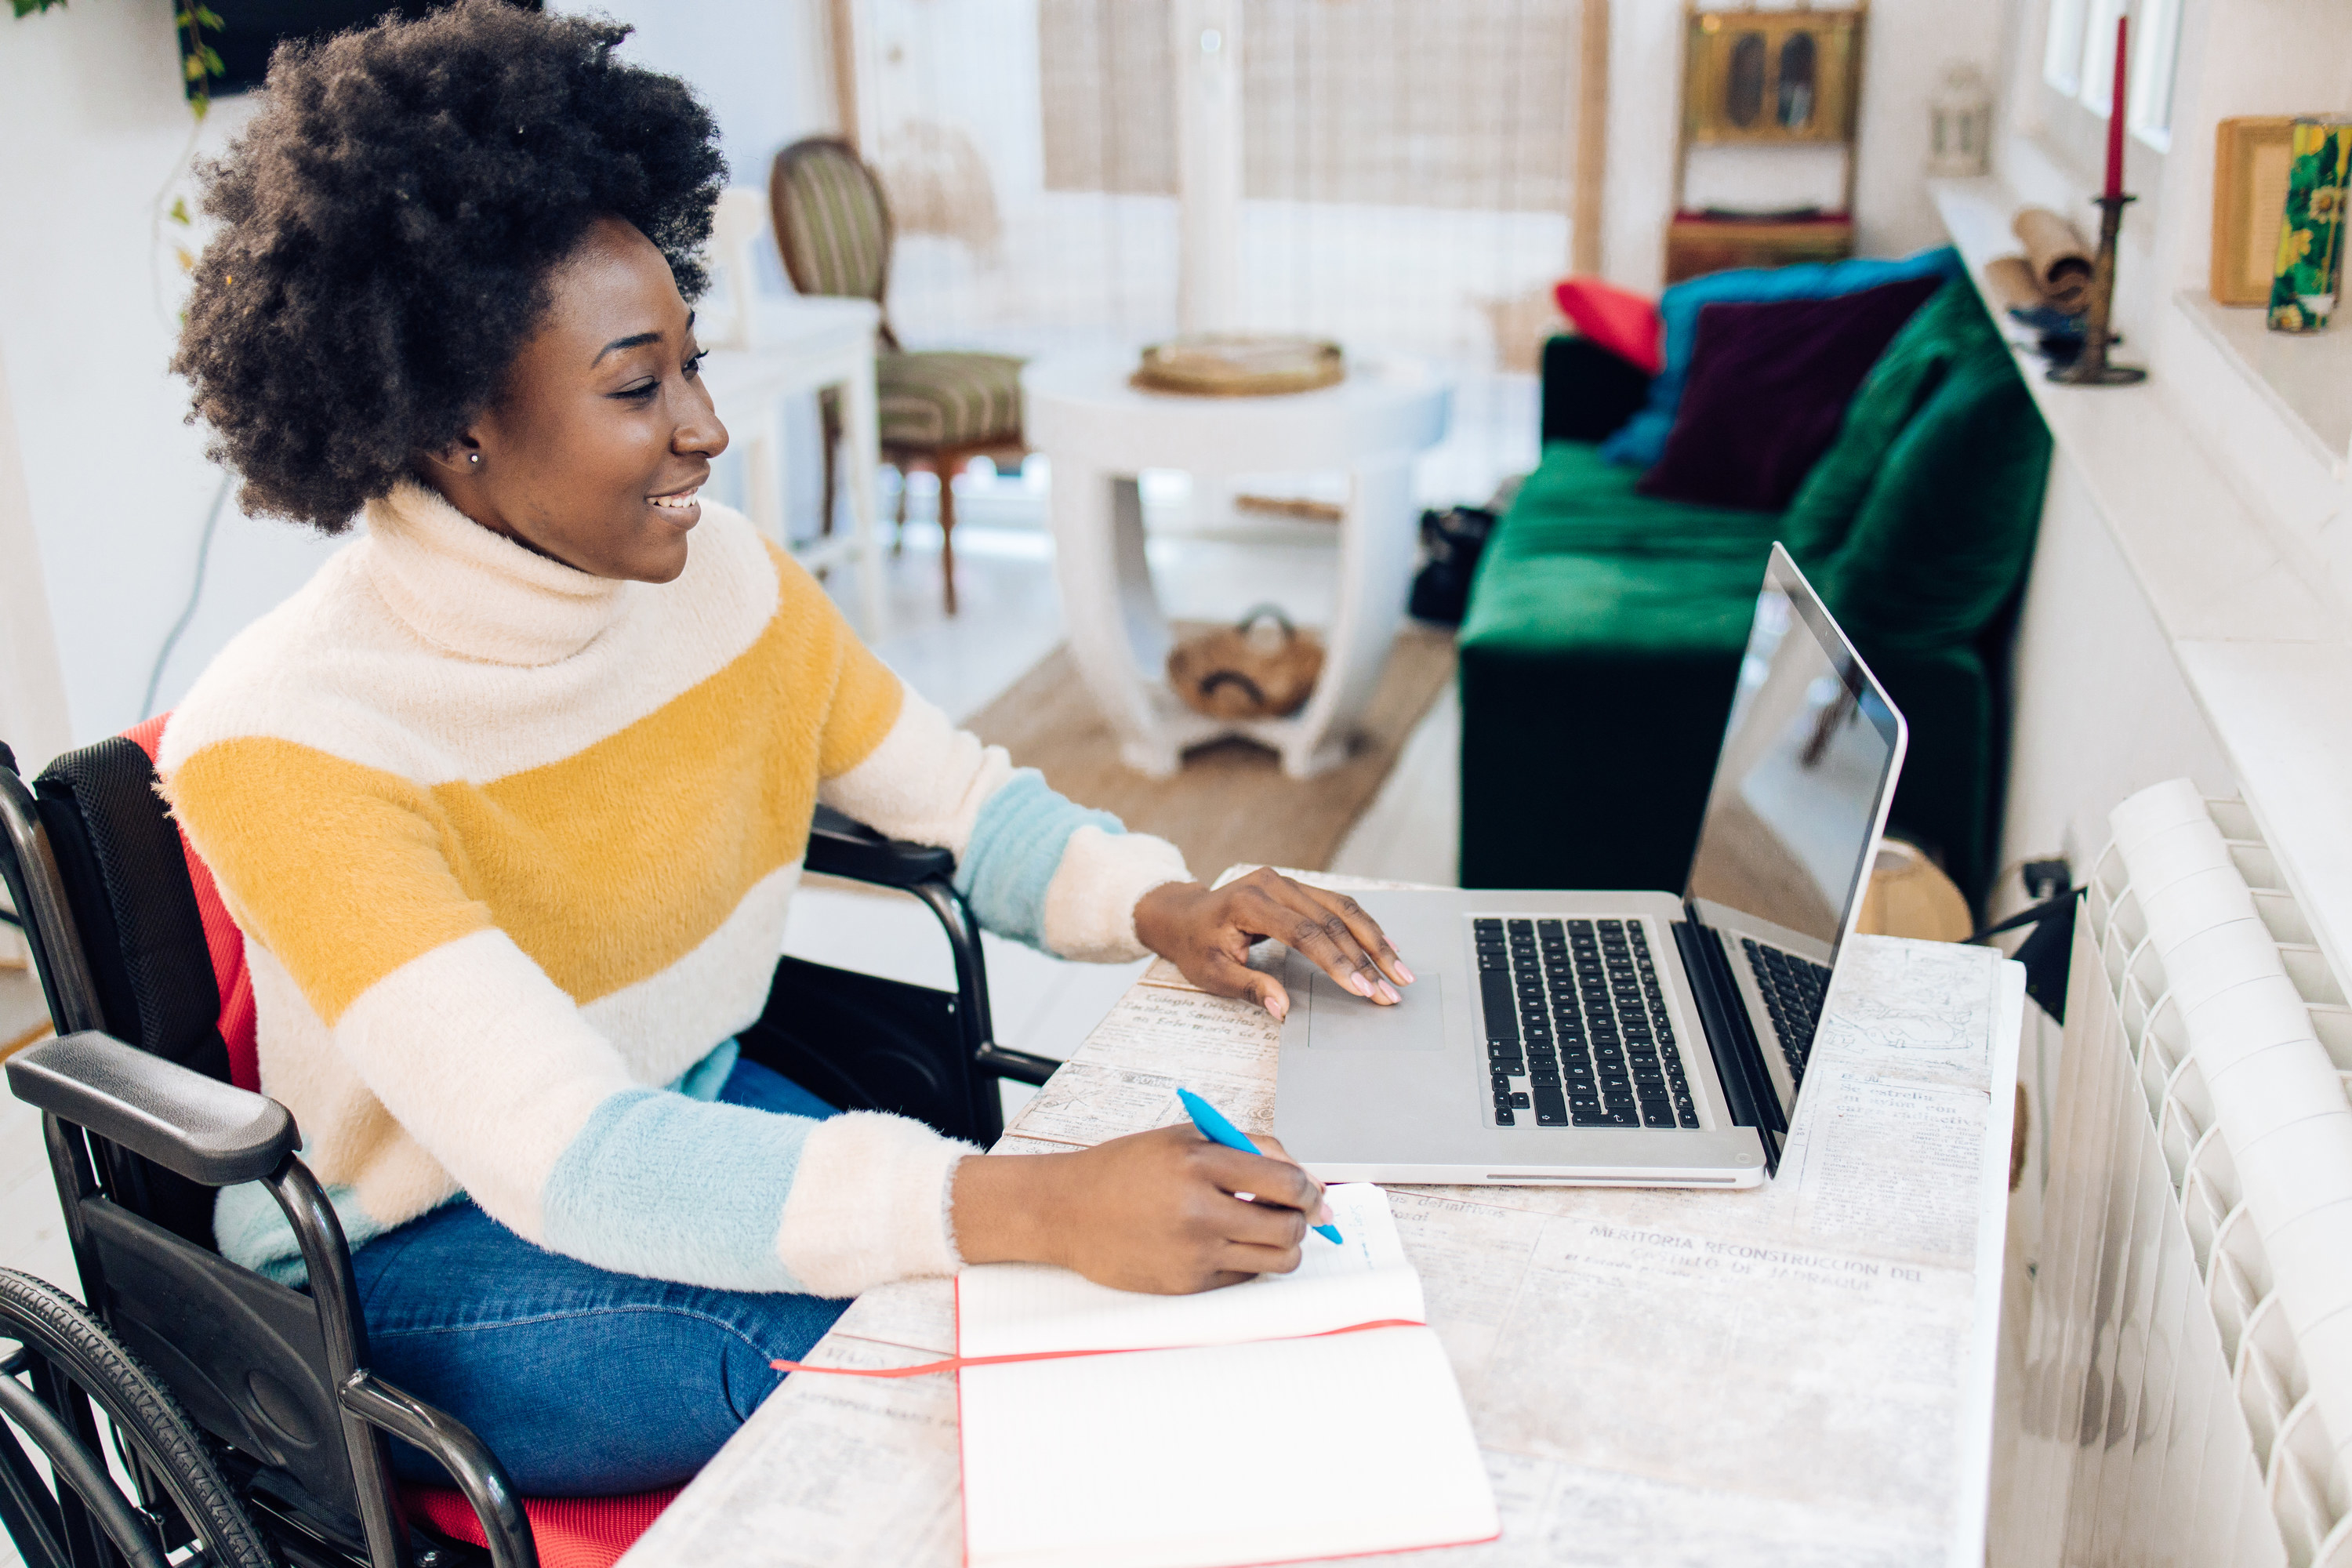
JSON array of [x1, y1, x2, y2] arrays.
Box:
[[2050, 194, 2147, 385]]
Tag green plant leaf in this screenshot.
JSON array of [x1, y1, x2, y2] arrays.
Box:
[[194, 4, 224, 26], [198, 43, 223, 72], [184, 54, 205, 80], [169, 197, 192, 226]]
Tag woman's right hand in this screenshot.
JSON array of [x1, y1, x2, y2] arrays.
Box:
[[951, 1124, 1333, 1294]]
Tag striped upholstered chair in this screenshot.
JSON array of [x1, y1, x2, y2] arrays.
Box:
[[770, 136, 1025, 615]]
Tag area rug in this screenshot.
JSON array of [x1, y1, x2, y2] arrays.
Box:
[[966, 625, 1455, 877]]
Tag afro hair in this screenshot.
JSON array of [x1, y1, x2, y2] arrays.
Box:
[[172, 0, 726, 532]]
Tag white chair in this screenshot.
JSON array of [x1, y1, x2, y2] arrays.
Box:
[[695, 186, 887, 635]]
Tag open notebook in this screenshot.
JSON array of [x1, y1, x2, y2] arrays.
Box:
[[955, 1184, 1499, 1568]]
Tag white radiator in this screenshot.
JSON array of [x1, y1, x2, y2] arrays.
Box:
[[1997, 782, 2352, 1566]]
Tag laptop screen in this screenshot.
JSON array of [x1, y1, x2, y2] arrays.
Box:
[[1682, 549, 1904, 971]]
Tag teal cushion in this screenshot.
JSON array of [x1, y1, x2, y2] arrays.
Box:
[[1602, 245, 1965, 469]]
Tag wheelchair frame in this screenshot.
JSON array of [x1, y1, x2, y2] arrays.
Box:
[[0, 737, 1058, 1568]]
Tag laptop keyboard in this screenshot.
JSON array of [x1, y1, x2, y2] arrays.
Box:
[[1740, 938, 1831, 1089], [1477, 917, 1699, 1130]]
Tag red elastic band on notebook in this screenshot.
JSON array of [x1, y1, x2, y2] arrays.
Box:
[[769, 1317, 1425, 1378]]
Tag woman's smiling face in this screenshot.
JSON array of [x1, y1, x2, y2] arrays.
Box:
[[422, 214, 728, 583]]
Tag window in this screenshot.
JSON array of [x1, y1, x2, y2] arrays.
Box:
[[2043, 0, 2182, 151], [2038, 0, 2183, 183], [2042, 0, 2088, 96], [2128, 0, 2184, 152]]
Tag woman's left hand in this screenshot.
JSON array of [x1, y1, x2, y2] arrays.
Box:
[[1133, 867, 1414, 1021]]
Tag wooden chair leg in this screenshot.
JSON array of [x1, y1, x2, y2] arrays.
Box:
[[937, 456, 959, 617], [892, 459, 909, 556], [819, 401, 841, 539]]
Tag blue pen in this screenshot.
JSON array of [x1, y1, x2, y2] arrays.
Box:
[[1177, 1086, 1344, 1244]]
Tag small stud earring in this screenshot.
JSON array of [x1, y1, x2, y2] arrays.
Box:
[[468, 453, 481, 465]]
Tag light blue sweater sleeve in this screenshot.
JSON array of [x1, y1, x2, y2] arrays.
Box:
[[952, 768, 1127, 948]]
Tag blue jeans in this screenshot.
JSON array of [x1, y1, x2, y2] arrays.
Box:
[[350, 1058, 852, 1495]]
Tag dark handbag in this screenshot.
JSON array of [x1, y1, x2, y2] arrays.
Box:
[[1407, 505, 1497, 626]]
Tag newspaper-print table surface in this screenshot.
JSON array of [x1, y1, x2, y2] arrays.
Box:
[[622, 875, 2024, 1568]]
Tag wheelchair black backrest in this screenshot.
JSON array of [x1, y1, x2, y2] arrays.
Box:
[[31, 733, 238, 1249]]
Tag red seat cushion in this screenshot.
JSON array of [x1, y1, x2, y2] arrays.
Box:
[[121, 714, 260, 1091], [403, 1485, 680, 1568]]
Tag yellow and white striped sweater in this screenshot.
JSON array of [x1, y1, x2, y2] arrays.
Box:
[[159, 483, 1189, 1297]]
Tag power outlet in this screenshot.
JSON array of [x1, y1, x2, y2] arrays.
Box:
[[2022, 858, 2072, 902]]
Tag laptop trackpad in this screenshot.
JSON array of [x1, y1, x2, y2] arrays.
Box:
[[1305, 967, 1443, 1052]]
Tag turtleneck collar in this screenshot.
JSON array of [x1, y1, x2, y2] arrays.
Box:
[[361, 481, 634, 667]]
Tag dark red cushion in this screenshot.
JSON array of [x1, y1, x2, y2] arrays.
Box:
[[404, 1485, 680, 1568], [1553, 276, 1664, 376], [1637, 274, 1943, 513]]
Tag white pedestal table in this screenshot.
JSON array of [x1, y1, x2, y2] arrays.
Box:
[[1022, 351, 1451, 779]]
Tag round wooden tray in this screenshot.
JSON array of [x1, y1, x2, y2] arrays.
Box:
[[1131, 335, 1345, 397]]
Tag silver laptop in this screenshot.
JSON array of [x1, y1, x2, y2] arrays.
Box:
[[1274, 544, 1907, 1188]]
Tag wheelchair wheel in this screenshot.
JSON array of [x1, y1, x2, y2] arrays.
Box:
[[0, 1267, 273, 1568]]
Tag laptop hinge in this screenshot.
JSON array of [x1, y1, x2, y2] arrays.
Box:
[[1673, 912, 1785, 1177]]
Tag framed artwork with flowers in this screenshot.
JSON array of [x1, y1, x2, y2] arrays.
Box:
[[2267, 118, 2352, 333]]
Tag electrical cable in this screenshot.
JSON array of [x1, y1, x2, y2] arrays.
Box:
[[141, 470, 234, 720]]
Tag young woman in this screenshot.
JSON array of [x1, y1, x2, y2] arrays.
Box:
[[162, 1, 1411, 1496]]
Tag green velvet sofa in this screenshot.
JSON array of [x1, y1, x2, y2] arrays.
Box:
[[1456, 278, 2052, 911]]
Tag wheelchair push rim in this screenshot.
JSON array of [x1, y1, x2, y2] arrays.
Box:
[[0, 1266, 273, 1568]]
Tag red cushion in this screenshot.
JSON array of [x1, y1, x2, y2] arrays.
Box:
[[403, 1484, 680, 1568], [1552, 276, 1664, 376], [120, 715, 260, 1091]]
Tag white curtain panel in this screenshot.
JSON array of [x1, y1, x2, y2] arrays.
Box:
[[848, 0, 1588, 368]]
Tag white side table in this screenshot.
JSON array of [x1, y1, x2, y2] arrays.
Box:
[[1023, 351, 1451, 779], [699, 295, 887, 637]]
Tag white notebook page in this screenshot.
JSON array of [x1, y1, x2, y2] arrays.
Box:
[[957, 1182, 1422, 1359], [956, 1185, 1498, 1568]]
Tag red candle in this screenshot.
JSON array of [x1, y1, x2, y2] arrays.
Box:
[[2103, 13, 2129, 199]]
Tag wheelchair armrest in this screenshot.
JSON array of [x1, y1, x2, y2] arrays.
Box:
[[6, 1030, 298, 1187], [808, 804, 955, 887]]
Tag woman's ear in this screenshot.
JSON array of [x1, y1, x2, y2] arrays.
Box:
[[418, 432, 485, 483]]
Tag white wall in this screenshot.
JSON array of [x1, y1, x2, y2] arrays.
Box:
[[0, 1, 339, 762], [1994, 461, 2234, 885], [0, 340, 70, 777], [1599, 0, 2009, 292]]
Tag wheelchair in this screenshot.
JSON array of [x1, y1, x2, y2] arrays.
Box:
[[0, 718, 1059, 1568]]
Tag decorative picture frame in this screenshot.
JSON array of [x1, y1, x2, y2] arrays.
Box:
[[1682, 6, 1864, 148], [2212, 117, 2298, 307]]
